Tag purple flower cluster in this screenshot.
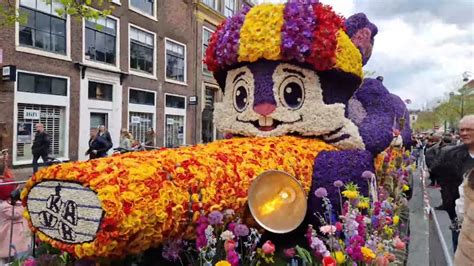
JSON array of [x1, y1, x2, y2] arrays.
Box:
[[215, 6, 250, 66], [314, 187, 328, 198], [196, 216, 209, 250], [162, 239, 184, 262], [346, 235, 365, 261], [234, 223, 250, 237], [281, 2, 317, 62], [208, 210, 224, 225]]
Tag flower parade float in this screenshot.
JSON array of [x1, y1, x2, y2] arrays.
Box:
[[20, 1, 413, 265]]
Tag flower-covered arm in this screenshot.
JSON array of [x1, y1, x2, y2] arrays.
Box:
[[308, 150, 374, 221], [347, 78, 402, 155]]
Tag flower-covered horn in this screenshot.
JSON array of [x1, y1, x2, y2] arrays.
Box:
[[344, 13, 378, 66]]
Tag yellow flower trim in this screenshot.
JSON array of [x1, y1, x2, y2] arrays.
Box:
[[22, 136, 336, 258], [238, 4, 285, 62], [334, 29, 363, 78]]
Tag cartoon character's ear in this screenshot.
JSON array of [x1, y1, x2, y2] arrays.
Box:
[[344, 13, 378, 65]]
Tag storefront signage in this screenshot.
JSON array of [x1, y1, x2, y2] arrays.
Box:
[[131, 116, 141, 124], [24, 110, 41, 120], [188, 96, 198, 105], [40, 112, 61, 119], [17, 122, 33, 144], [2, 65, 16, 81], [166, 118, 174, 125]]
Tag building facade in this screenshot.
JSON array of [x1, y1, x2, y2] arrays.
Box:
[[0, 0, 252, 165]]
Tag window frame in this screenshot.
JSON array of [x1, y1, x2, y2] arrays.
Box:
[[224, 0, 236, 17], [82, 15, 121, 71], [15, 0, 71, 61], [164, 37, 187, 86], [128, 23, 157, 79], [128, 0, 157, 21], [202, 0, 218, 10], [202, 26, 214, 76], [164, 93, 187, 147]]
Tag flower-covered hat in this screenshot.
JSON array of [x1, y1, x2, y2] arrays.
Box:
[[204, 1, 377, 81]]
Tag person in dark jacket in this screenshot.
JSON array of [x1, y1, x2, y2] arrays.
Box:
[[31, 123, 50, 174], [98, 125, 113, 153], [432, 115, 474, 252], [425, 134, 442, 187], [85, 129, 109, 160]]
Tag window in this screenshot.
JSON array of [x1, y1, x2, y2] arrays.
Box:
[[18, 73, 67, 96], [202, 88, 216, 143], [202, 0, 217, 10], [130, 26, 155, 75], [165, 39, 186, 83], [19, 0, 66, 54], [85, 17, 117, 65], [129, 112, 153, 143], [130, 0, 154, 16], [166, 95, 185, 109], [129, 89, 155, 106], [202, 28, 213, 75], [224, 0, 235, 17], [88, 81, 113, 101]]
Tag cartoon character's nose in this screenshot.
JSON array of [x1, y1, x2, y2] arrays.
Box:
[[253, 103, 276, 116]]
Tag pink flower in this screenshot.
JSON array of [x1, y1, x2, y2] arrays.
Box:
[[319, 225, 337, 235], [375, 255, 389, 266], [23, 258, 37, 266], [262, 240, 275, 254], [227, 250, 239, 266], [393, 236, 406, 250], [284, 248, 296, 258], [314, 187, 328, 198], [224, 239, 237, 252], [333, 180, 344, 188]]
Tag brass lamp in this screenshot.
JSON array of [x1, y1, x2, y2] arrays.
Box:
[[247, 170, 307, 234]]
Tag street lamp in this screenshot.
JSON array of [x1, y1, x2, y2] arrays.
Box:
[[462, 71, 473, 82]]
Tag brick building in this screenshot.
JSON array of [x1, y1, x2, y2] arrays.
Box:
[[0, 0, 253, 166]]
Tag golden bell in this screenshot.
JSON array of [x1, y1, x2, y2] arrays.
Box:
[[247, 170, 307, 233]]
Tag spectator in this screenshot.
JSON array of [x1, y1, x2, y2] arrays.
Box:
[[119, 129, 132, 150], [0, 178, 30, 264], [98, 125, 113, 152], [425, 134, 442, 187], [145, 128, 155, 149], [454, 168, 474, 265], [131, 139, 144, 151], [31, 123, 50, 174], [433, 115, 474, 252], [433, 136, 456, 211], [85, 128, 109, 160]]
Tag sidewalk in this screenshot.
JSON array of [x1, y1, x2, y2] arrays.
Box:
[[426, 185, 455, 257]]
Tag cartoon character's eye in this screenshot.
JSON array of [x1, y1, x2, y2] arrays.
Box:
[[233, 80, 249, 112], [279, 76, 305, 109]]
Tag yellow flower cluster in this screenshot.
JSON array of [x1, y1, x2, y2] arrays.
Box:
[[361, 246, 376, 261], [342, 190, 359, 200], [238, 4, 285, 62], [22, 136, 336, 258], [334, 29, 363, 79]]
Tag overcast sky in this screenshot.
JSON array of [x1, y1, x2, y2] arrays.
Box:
[[254, 0, 474, 110]]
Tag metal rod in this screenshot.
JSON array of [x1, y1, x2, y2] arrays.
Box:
[[7, 203, 16, 262], [430, 207, 454, 266], [0, 180, 27, 186]]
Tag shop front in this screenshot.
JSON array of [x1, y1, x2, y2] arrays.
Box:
[[14, 71, 69, 165]]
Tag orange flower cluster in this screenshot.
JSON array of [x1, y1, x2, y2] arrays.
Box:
[[22, 136, 336, 258]]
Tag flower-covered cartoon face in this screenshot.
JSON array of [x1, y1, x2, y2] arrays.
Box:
[[214, 61, 365, 150]]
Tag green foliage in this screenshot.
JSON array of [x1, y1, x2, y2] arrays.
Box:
[[0, 0, 113, 27]]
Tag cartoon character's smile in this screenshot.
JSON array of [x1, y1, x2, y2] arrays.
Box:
[[237, 115, 303, 131]]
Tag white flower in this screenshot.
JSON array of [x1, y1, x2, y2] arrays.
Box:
[[220, 230, 235, 241]]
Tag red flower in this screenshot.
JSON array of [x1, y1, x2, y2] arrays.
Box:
[[323, 256, 337, 266], [335, 222, 343, 231]]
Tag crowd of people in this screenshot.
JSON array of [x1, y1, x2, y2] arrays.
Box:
[[412, 115, 474, 264]]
